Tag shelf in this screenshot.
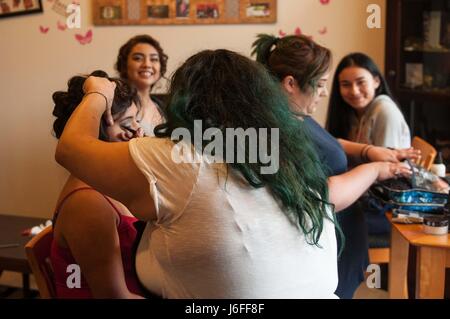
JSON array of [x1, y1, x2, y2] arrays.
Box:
[[403, 48, 450, 54], [397, 88, 450, 103]]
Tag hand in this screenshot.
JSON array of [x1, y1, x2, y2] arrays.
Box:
[[393, 147, 421, 161], [367, 146, 420, 163], [376, 162, 412, 182], [83, 76, 116, 126], [118, 127, 144, 141]]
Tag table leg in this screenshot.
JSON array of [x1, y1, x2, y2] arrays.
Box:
[[388, 226, 409, 299], [416, 246, 446, 299], [22, 273, 30, 298]]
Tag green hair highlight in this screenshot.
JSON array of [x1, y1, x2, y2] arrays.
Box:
[[156, 49, 339, 248], [252, 34, 344, 254]]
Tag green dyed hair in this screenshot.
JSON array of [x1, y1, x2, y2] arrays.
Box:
[[155, 49, 335, 247], [252, 34, 344, 252]]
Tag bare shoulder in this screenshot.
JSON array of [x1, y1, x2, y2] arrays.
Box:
[[57, 189, 119, 236]]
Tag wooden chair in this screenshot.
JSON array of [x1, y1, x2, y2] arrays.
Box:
[[411, 136, 437, 170], [25, 226, 56, 298], [369, 248, 390, 264]]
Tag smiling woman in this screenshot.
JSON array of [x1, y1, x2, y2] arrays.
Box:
[[115, 35, 168, 137], [106, 103, 141, 141], [326, 52, 411, 149]]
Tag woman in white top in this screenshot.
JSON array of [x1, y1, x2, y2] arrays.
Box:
[[326, 53, 412, 237], [56, 49, 342, 298], [326, 52, 411, 149]]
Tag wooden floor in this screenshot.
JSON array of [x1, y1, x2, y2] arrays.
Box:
[[0, 270, 389, 299], [353, 282, 389, 299], [0, 271, 39, 299]]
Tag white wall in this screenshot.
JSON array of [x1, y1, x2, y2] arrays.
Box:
[[0, 0, 386, 218]]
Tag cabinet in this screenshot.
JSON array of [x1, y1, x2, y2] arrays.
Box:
[[385, 0, 450, 167]]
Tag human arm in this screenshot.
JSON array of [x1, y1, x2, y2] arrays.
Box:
[[55, 77, 155, 221], [337, 139, 420, 164], [328, 161, 411, 212], [57, 190, 144, 298]]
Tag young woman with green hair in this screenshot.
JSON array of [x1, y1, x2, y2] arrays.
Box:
[[252, 34, 416, 298], [57, 49, 343, 298]]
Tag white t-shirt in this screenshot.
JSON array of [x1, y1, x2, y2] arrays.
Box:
[[348, 95, 411, 148], [129, 137, 338, 299]]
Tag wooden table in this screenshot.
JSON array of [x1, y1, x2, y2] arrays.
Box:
[[0, 214, 48, 297], [387, 212, 450, 299]]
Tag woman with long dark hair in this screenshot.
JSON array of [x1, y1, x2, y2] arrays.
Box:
[[326, 53, 411, 149], [50, 70, 144, 298], [116, 35, 168, 136], [326, 53, 413, 238]]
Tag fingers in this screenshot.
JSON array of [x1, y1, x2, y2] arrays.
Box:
[[117, 127, 143, 141], [367, 146, 399, 163], [392, 163, 412, 178], [118, 131, 132, 141], [406, 147, 421, 159], [83, 76, 116, 120], [396, 147, 421, 160], [136, 127, 145, 138], [83, 76, 115, 94]]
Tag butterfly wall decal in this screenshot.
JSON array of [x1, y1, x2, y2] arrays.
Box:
[[75, 29, 92, 45], [318, 27, 327, 35], [39, 26, 50, 34], [57, 20, 67, 31]]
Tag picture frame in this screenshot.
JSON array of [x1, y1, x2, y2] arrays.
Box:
[[0, 0, 43, 19], [93, 0, 277, 26]]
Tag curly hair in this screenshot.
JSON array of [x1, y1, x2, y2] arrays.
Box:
[[52, 70, 138, 141]]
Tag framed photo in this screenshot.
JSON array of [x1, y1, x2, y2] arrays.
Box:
[[0, 0, 43, 19], [196, 3, 219, 19], [246, 2, 270, 18], [100, 5, 122, 20], [93, 0, 276, 25], [148, 5, 169, 19], [176, 0, 189, 18]]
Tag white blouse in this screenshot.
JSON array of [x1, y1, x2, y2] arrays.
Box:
[[129, 137, 339, 299]]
